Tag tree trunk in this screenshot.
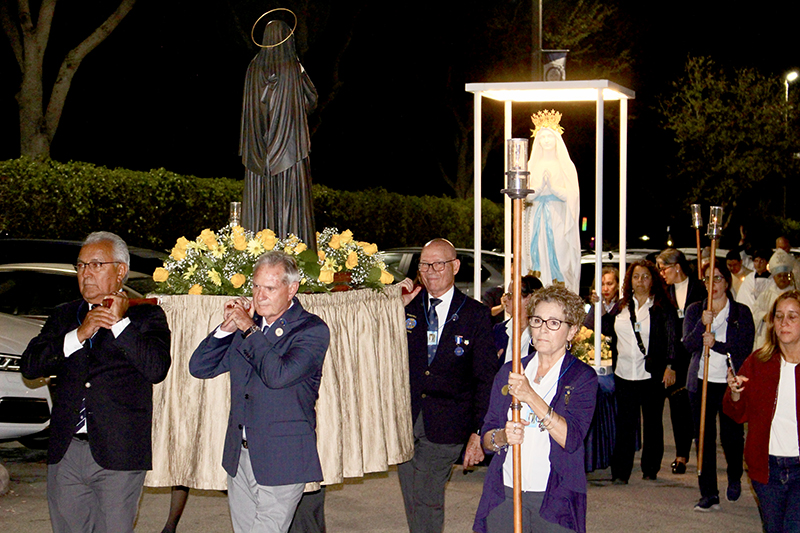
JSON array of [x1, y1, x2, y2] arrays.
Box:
[[2, 0, 136, 159]]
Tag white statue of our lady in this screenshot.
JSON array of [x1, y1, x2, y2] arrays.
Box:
[[522, 110, 581, 292]]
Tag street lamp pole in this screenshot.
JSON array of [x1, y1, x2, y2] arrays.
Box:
[[783, 71, 798, 218]]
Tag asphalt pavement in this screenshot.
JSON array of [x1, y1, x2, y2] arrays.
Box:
[[1, 405, 763, 532]]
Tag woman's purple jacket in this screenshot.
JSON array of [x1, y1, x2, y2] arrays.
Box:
[[473, 350, 598, 533]]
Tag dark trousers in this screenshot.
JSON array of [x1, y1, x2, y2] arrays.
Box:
[[397, 414, 463, 533], [688, 380, 744, 498], [752, 455, 800, 533], [289, 488, 326, 533], [665, 384, 694, 459], [611, 375, 665, 481], [486, 486, 574, 533]]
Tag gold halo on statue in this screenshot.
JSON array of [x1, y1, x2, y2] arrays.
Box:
[[250, 8, 297, 48]]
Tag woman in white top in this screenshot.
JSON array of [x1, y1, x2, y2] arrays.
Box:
[[725, 291, 800, 533], [604, 260, 678, 484]]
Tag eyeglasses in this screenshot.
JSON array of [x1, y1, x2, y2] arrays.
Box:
[[529, 316, 571, 331], [632, 273, 652, 281], [74, 261, 120, 273], [656, 264, 676, 272], [418, 259, 456, 273], [702, 275, 725, 284]]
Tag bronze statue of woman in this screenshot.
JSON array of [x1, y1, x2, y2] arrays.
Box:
[[240, 19, 318, 251]]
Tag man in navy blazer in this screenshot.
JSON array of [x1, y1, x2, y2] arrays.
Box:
[[22, 231, 172, 533], [399, 239, 497, 533], [190, 251, 330, 533]]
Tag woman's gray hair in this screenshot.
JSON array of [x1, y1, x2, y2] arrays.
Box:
[[527, 285, 586, 326], [254, 251, 301, 285]]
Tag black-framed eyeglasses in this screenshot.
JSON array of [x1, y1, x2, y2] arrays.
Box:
[[529, 316, 571, 331], [74, 261, 120, 273], [702, 275, 725, 284], [418, 259, 456, 273], [656, 263, 676, 272]]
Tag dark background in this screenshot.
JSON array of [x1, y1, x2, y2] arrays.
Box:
[[2, 0, 799, 250]]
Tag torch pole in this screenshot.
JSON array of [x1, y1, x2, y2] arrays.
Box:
[[691, 204, 703, 281], [697, 206, 723, 476], [511, 196, 523, 533], [502, 138, 533, 533], [696, 229, 703, 280]]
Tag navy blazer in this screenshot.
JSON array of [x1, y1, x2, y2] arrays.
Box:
[[405, 288, 498, 444], [682, 298, 754, 393], [190, 297, 330, 486], [22, 299, 171, 470]]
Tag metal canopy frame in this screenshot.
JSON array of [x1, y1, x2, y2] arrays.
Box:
[[465, 80, 635, 366]]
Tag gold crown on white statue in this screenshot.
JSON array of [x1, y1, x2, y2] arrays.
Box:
[[531, 109, 564, 137]]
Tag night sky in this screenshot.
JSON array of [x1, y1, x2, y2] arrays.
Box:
[[2, 1, 798, 248]]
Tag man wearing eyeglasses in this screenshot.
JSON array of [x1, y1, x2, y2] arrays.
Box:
[[398, 238, 497, 533], [21, 231, 172, 533]]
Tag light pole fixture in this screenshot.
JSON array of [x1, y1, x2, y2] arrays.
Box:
[[785, 70, 798, 103]]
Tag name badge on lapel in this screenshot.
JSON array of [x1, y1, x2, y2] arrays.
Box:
[[677, 308, 685, 319]]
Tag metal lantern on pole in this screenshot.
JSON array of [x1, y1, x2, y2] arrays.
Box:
[[691, 204, 703, 280], [501, 138, 534, 533], [697, 205, 723, 476]]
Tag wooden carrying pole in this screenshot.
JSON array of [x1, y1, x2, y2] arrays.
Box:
[[696, 206, 722, 476]]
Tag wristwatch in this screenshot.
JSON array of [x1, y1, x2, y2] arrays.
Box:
[[242, 324, 260, 338]]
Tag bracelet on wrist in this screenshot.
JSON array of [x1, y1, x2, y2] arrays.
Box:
[[490, 428, 508, 452], [538, 406, 554, 432]]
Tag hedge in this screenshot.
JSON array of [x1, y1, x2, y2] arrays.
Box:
[[0, 158, 504, 252]]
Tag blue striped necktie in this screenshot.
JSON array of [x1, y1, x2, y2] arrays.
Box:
[[427, 298, 441, 365]]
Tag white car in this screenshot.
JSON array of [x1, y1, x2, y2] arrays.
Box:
[[0, 311, 50, 447], [0, 262, 153, 322]]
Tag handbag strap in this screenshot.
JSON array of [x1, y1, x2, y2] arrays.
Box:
[[628, 298, 647, 356]]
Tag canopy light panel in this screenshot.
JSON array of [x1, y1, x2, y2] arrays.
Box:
[[465, 80, 635, 102]]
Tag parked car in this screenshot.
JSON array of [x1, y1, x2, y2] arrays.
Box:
[[0, 311, 50, 448], [383, 247, 506, 299]]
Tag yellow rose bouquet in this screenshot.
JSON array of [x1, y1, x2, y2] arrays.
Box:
[[570, 326, 612, 365], [152, 225, 394, 296]]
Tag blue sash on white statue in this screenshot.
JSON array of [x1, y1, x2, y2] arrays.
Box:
[[530, 194, 563, 282]]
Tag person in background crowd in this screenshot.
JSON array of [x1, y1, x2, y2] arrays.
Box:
[[752, 250, 797, 350], [737, 249, 773, 312], [726, 249, 752, 298], [775, 236, 800, 290], [583, 266, 620, 330], [493, 275, 544, 364], [682, 261, 753, 512], [724, 291, 800, 532], [399, 238, 497, 533], [473, 285, 598, 533], [656, 248, 705, 475], [604, 260, 679, 484]]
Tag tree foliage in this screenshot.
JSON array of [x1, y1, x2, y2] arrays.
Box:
[[658, 56, 798, 227], [1, 0, 136, 159]]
